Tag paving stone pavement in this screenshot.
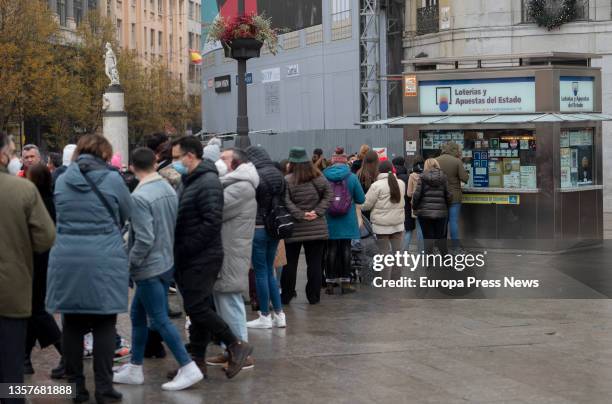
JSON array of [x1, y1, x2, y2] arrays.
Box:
[[26, 249, 612, 404]]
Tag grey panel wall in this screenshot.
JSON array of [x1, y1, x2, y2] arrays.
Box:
[[223, 128, 404, 162], [201, 0, 361, 133]]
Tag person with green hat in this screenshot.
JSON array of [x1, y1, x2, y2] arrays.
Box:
[[281, 147, 332, 305]]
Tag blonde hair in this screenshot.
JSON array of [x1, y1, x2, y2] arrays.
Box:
[[357, 144, 370, 160], [424, 158, 440, 171]]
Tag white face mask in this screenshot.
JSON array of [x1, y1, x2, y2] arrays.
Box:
[[8, 157, 21, 175]]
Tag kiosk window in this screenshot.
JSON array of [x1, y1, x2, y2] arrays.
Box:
[[560, 128, 593, 188], [420, 129, 537, 189]]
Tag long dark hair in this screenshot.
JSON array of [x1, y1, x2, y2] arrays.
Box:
[[412, 155, 424, 174], [358, 149, 379, 190], [379, 160, 401, 204], [27, 163, 53, 197], [288, 161, 321, 185]]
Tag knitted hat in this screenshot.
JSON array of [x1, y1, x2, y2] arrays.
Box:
[[288, 147, 309, 163], [331, 146, 347, 164], [203, 143, 221, 162]]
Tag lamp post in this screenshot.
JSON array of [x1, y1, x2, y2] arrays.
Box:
[[234, 0, 251, 149]]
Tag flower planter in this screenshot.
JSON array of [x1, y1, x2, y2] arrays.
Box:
[[224, 38, 263, 60]]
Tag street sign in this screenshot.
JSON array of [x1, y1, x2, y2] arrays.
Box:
[[404, 75, 417, 97], [235, 72, 253, 85]]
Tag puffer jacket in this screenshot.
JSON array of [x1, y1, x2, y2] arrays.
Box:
[[362, 173, 406, 235], [246, 146, 284, 226], [215, 163, 259, 294], [323, 164, 365, 240], [47, 154, 133, 314], [412, 168, 452, 219], [174, 159, 224, 284], [284, 174, 332, 243]]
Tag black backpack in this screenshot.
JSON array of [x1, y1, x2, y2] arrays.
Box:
[[263, 177, 294, 240]]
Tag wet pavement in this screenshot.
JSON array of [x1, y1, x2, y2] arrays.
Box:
[[26, 249, 612, 403]]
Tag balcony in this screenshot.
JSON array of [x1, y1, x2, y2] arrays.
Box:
[[416, 5, 439, 35], [522, 0, 589, 23]]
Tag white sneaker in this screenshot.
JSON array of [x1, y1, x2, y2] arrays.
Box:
[[247, 312, 273, 329], [83, 332, 93, 358], [185, 316, 191, 331], [113, 363, 144, 385], [161, 361, 204, 391], [272, 312, 286, 328]]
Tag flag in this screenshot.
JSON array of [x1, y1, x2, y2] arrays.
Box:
[[190, 49, 202, 65]]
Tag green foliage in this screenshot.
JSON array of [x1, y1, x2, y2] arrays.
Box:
[[528, 0, 577, 31]]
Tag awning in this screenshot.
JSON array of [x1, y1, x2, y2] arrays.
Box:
[[358, 113, 612, 126]]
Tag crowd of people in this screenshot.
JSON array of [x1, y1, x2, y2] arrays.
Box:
[[0, 133, 468, 403]]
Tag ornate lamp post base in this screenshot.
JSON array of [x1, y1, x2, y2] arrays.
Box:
[[225, 39, 263, 149]]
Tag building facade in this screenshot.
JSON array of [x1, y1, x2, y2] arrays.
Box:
[[200, 0, 362, 133], [48, 0, 192, 90], [403, 0, 612, 213]]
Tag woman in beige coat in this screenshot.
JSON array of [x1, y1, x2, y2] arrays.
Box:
[[362, 160, 406, 280]]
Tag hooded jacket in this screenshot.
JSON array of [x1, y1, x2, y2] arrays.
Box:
[[215, 163, 260, 293], [128, 173, 178, 281], [412, 168, 452, 219], [362, 173, 406, 235], [437, 143, 469, 203], [0, 166, 55, 318], [246, 146, 284, 227], [47, 154, 133, 314], [174, 159, 224, 285], [323, 164, 365, 240]]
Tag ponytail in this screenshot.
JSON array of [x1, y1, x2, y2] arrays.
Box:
[[379, 160, 401, 203]]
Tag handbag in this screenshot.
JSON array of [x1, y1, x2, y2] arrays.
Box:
[[80, 168, 121, 231]]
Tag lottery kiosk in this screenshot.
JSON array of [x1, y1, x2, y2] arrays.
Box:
[[371, 53, 609, 251]]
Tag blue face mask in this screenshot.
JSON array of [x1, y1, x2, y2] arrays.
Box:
[[172, 161, 188, 176]]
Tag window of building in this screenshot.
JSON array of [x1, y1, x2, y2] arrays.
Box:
[[116, 19, 122, 45], [131, 0, 136, 7], [158, 31, 163, 52], [117, 0, 122, 11], [188, 1, 194, 19], [179, 0, 184, 20], [57, 0, 66, 26], [151, 29, 155, 52], [131, 23, 136, 48], [420, 129, 538, 190], [560, 128, 594, 188], [143, 0, 146, 11], [331, 0, 351, 41], [75, 0, 83, 25], [188, 32, 194, 49], [169, 33, 173, 61], [107, 0, 112, 16], [158, 0, 163, 14], [179, 36, 183, 63], [416, 0, 438, 35]]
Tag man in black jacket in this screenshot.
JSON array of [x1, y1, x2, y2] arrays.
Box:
[[171, 137, 252, 379]]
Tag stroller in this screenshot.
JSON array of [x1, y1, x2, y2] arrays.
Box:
[[351, 213, 378, 285]]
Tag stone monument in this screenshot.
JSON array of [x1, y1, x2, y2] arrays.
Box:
[[102, 42, 128, 166]]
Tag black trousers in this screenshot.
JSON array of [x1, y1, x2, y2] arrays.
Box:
[[325, 239, 353, 283], [63, 314, 116, 393], [0, 317, 27, 404], [418, 217, 448, 256], [177, 266, 237, 358], [282, 240, 326, 304]]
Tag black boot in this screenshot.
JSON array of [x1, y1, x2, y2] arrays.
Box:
[[95, 388, 122, 404], [24, 354, 34, 375], [72, 381, 89, 403], [225, 341, 253, 379], [50, 357, 65, 379]]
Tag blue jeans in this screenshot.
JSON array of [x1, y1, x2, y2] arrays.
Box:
[[213, 292, 248, 342], [130, 273, 191, 367], [448, 202, 462, 248], [404, 219, 424, 252], [251, 228, 282, 315]]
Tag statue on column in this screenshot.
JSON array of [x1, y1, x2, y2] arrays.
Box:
[[104, 42, 120, 86]]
